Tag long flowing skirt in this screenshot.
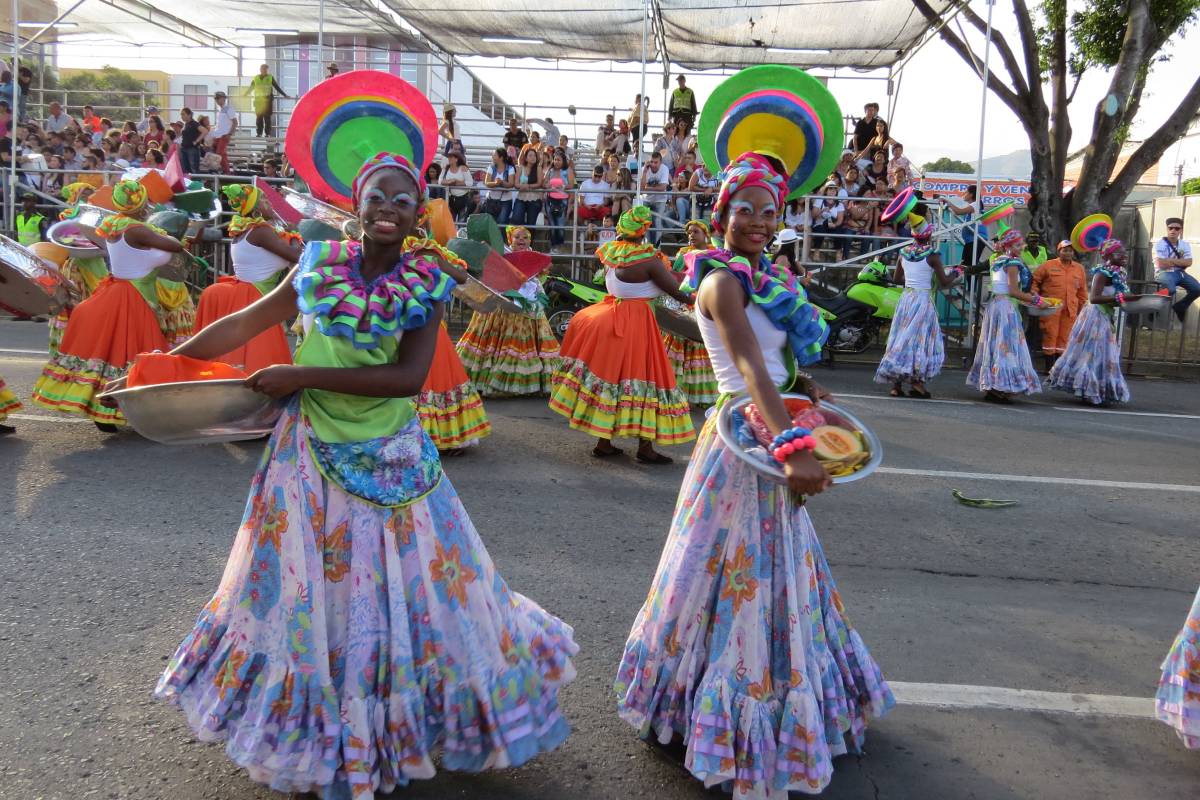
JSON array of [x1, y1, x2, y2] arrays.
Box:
[[455, 309, 561, 397], [32, 276, 169, 425], [155, 406, 577, 799], [614, 414, 894, 799], [48, 256, 109, 358], [0, 376, 21, 422], [966, 297, 1041, 395], [549, 297, 695, 445], [662, 332, 719, 406], [1046, 304, 1129, 405], [873, 289, 944, 384], [1156, 586, 1200, 749], [416, 324, 491, 450], [195, 276, 293, 374]]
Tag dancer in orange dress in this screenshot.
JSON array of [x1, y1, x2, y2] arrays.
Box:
[[548, 206, 695, 463], [193, 184, 300, 373], [31, 180, 190, 430]]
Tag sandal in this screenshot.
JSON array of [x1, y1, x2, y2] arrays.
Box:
[[889, 384, 904, 397], [440, 447, 467, 457], [908, 387, 932, 399], [982, 390, 1013, 405], [592, 445, 624, 458], [636, 450, 674, 465]]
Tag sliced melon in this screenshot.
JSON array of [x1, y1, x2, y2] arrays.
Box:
[[811, 425, 864, 461]]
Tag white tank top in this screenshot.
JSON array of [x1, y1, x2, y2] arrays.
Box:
[[232, 234, 292, 283], [696, 276, 789, 395], [107, 233, 172, 279], [991, 261, 1012, 295], [902, 255, 934, 290], [605, 268, 662, 299]]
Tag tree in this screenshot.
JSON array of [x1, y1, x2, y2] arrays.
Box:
[[57, 66, 158, 117], [911, 0, 1200, 241], [1183, 176, 1200, 195], [922, 156, 975, 173]]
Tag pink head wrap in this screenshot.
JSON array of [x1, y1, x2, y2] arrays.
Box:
[[711, 151, 787, 235], [351, 152, 426, 208]]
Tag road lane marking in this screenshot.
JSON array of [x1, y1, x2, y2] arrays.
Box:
[[0, 348, 49, 355], [877, 467, 1199, 494], [1052, 406, 1200, 420], [889, 681, 1153, 719], [8, 414, 93, 425], [833, 392, 974, 406]]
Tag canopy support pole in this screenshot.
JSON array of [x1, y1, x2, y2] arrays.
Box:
[[971, 0, 995, 267], [317, 0, 325, 83], [17, 0, 84, 50], [639, 0, 648, 162], [9, 0, 19, 234]]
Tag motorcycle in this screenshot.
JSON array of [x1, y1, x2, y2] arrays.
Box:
[[806, 260, 902, 354], [542, 270, 606, 339]]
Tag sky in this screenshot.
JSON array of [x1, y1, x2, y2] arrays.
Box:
[[43, 2, 1199, 172]]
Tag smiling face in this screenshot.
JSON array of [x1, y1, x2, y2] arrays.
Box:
[[357, 169, 420, 247], [723, 185, 778, 259], [510, 227, 531, 250]]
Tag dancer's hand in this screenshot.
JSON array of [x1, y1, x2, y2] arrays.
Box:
[[795, 373, 831, 405], [98, 376, 127, 407], [244, 364, 306, 398], [784, 450, 832, 496]]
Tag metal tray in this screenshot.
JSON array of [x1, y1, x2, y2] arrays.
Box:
[[281, 188, 354, 226], [1023, 302, 1062, 317], [0, 234, 78, 316], [47, 219, 107, 258], [1120, 295, 1170, 315], [715, 394, 883, 485], [655, 297, 702, 342], [98, 379, 285, 445], [452, 275, 524, 315]]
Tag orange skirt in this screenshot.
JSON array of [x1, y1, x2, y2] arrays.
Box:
[[415, 323, 491, 449], [195, 276, 292, 374], [32, 276, 168, 423], [549, 297, 695, 445]]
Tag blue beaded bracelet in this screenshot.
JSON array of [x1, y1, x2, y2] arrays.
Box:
[[770, 427, 812, 449]]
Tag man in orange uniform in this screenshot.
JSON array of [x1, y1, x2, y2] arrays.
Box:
[[1032, 240, 1089, 371]]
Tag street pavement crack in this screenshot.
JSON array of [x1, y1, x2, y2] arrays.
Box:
[[857, 754, 882, 800], [832, 561, 1192, 594]]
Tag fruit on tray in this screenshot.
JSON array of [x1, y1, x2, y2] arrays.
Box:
[[811, 425, 863, 460]]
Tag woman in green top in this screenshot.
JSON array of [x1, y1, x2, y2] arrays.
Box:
[[141, 153, 578, 799]]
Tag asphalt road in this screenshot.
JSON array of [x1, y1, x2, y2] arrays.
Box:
[[1, 316, 1198, 800]]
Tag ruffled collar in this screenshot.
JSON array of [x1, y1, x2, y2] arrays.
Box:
[[228, 215, 303, 246], [293, 239, 454, 349], [1093, 264, 1129, 295], [900, 242, 935, 261], [596, 239, 660, 269], [992, 255, 1032, 291], [683, 247, 828, 367], [95, 214, 166, 241]]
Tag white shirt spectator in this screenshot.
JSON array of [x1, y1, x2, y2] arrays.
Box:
[[442, 164, 473, 198], [1154, 237, 1193, 271], [487, 164, 516, 202], [212, 103, 238, 138], [816, 200, 844, 224], [45, 110, 73, 134], [579, 177, 611, 207], [785, 205, 811, 230], [640, 162, 671, 203]]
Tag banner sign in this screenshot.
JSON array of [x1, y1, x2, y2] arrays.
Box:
[[919, 175, 1032, 208]]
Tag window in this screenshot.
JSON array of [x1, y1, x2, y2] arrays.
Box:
[[142, 80, 159, 92], [184, 84, 208, 111], [400, 51, 419, 83]]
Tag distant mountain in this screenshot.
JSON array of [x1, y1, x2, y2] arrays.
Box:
[[978, 150, 1032, 179]]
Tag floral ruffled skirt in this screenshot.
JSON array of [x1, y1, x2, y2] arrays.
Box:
[[966, 297, 1041, 395], [1157, 586, 1200, 749], [662, 331, 719, 407], [874, 289, 944, 384], [614, 414, 893, 799], [1047, 304, 1129, 405], [456, 309, 561, 397], [156, 406, 577, 799]]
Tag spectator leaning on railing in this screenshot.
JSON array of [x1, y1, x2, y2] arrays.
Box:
[[484, 147, 517, 225], [577, 164, 612, 225], [442, 151, 474, 221], [639, 151, 672, 245]]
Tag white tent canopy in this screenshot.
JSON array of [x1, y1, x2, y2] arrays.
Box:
[[10, 0, 954, 70]]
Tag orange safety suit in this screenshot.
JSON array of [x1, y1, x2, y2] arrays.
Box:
[[1032, 258, 1089, 355]]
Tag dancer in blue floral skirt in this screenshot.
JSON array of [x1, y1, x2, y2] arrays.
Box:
[[614, 151, 893, 800], [967, 228, 1045, 404], [1047, 237, 1131, 405], [874, 222, 961, 398], [134, 153, 577, 800]]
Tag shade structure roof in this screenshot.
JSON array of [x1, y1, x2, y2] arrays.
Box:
[[9, 0, 955, 70]]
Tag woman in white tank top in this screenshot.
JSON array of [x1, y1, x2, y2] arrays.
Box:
[[873, 221, 961, 398], [194, 184, 300, 374], [548, 205, 696, 463], [615, 152, 894, 797], [31, 179, 189, 430]]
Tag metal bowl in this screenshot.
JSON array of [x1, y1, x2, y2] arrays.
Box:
[[655, 297, 702, 342], [282, 187, 354, 226], [98, 379, 285, 445], [0, 234, 78, 316], [1024, 302, 1062, 317], [47, 219, 107, 258], [71, 204, 116, 248], [716, 394, 883, 485], [1120, 294, 1170, 315], [452, 275, 524, 315]]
